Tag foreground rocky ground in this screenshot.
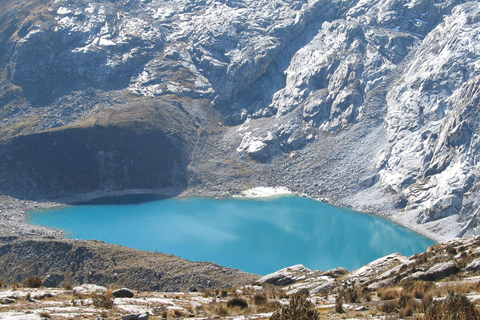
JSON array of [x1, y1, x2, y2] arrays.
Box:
[[2, 237, 480, 319], [1, 0, 480, 241]]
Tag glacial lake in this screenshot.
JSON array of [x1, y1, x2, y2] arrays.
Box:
[[29, 195, 435, 275]]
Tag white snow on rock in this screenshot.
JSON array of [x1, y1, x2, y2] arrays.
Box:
[[237, 187, 292, 198]]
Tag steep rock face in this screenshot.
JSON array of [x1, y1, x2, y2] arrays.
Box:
[[1, 0, 480, 240], [381, 2, 480, 238]]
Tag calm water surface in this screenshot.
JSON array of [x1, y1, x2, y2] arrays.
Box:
[[29, 196, 435, 275]]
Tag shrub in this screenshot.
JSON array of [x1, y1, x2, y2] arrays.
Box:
[[270, 293, 320, 320], [339, 282, 359, 303], [227, 297, 248, 309], [425, 294, 479, 320], [405, 280, 434, 299], [64, 283, 73, 290], [91, 293, 114, 309], [254, 293, 267, 305], [335, 296, 343, 313], [24, 276, 42, 288]]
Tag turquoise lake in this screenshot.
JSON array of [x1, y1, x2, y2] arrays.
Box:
[[29, 195, 435, 275]]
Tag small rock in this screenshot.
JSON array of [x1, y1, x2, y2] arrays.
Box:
[[113, 288, 134, 298], [122, 313, 149, 320], [2, 298, 15, 304], [138, 313, 149, 320]]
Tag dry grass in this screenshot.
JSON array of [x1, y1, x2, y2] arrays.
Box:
[[377, 286, 403, 300]]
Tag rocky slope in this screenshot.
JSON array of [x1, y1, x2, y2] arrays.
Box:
[[0, 236, 257, 292], [1, 0, 480, 241]]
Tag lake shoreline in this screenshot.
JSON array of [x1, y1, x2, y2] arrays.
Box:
[[0, 185, 444, 250], [29, 192, 435, 274]]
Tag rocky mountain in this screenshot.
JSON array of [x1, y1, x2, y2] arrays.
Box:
[[0, 0, 480, 241]]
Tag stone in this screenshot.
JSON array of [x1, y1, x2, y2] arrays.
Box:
[[419, 262, 459, 281], [122, 313, 149, 320], [466, 259, 480, 272], [113, 288, 134, 298]]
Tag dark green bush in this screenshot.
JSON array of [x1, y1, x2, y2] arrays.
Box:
[[270, 293, 319, 320], [253, 293, 267, 305], [425, 294, 479, 320], [227, 297, 248, 309]]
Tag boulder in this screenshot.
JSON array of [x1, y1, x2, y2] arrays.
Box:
[[322, 267, 349, 278], [420, 262, 459, 281], [73, 284, 107, 296], [113, 288, 134, 298], [466, 259, 480, 272]]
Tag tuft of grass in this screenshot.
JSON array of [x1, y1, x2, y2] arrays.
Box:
[[378, 286, 402, 300]]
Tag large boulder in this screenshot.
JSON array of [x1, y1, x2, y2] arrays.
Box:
[[113, 288, 134, 298]]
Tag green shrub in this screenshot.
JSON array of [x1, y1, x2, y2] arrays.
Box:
[[270, 293, 319, 320], [24, 276, 42, 288], [227, 297, 248, 309], [425, 294, 479, 320]]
